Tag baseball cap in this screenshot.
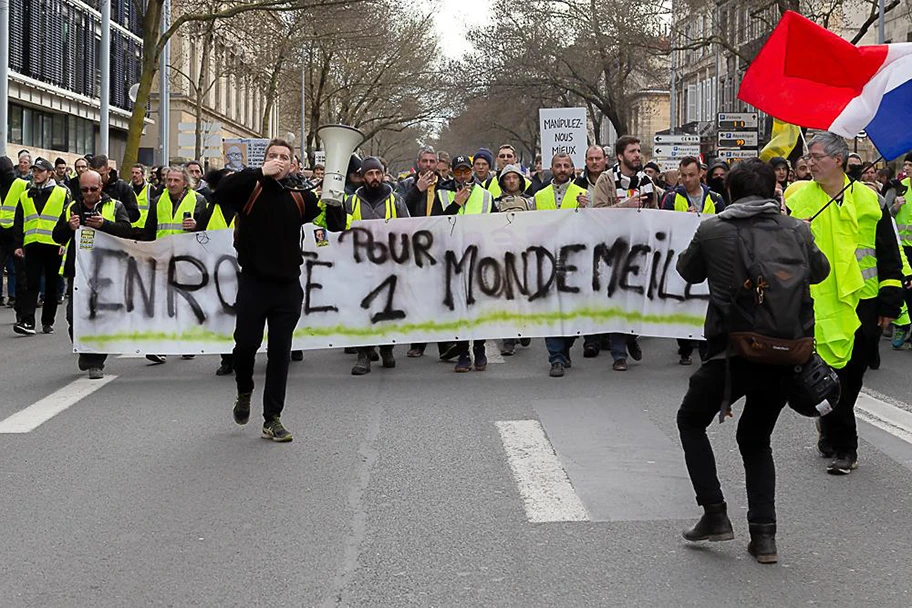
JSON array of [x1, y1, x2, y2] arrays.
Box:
[[31, 157, 54, 172], [452, 155, 472, 170]]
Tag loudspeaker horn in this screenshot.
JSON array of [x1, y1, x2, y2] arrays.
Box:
[[317, 124, 364, 206]]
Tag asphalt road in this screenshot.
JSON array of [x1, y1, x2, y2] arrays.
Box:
[[2, 303, 912, 607]]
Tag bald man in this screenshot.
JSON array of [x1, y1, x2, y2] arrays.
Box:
[[52, 170, 132, 378]]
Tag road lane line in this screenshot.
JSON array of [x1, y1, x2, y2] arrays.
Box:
[[857, 389, 912, 445], [495, 420, 589, 523], [0, 376, 118, 433]]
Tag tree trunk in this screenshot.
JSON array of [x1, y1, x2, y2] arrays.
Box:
[[122, 0, 164, 169], [260, 56, 285, 136]]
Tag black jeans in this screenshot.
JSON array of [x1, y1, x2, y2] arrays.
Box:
[[21, 243, 62, 327], [66, 279, 108, 370], [677, 358, 790, 524], [233, 273, 303, 422], [820, 298, 879, 458], [0, 241, 29, 321]]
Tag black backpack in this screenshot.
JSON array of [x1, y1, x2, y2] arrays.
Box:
[[727, 218, 815, 366]]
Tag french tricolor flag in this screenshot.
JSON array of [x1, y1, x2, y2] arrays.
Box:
[[739, 11, 912, 159]]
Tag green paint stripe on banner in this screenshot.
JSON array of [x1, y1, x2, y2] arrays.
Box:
[[296, 307, 704, 339], [78, 308, 704, 345]]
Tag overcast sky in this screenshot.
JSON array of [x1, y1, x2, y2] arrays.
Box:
[[433, 0, 491, 59]]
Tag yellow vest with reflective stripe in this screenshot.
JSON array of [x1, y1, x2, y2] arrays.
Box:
[[133, 183, 152, 229], [0, 178, 29, 229], [534, 182, 587, 211], [349, 193, 398, 221], [673, 190, 717, 214], [21, 186, 67, 246], [440, 187, 494, 215], [896, 177, 912, 248], [786, 177, 880, 368], [156, 190, 198, 239], [60, 200, 118, 275], [206, 204, 235, 230]]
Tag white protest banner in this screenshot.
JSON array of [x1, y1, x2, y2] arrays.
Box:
[[539, 108, 588, 168], [222, 138, 269, 171], [73, 209, 709, 355]]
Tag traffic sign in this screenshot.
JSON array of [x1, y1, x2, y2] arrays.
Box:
[[715, 149, 759, 160], [654, 134, 700, 144], [653, 144, 700, 158], [717, 131, 759, 148], [717, 112, 758, 130]]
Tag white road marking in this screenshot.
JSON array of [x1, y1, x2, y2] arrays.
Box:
[[484, 342, 505, 364], [0, 376, 118, 433], [495, 420, 589, 523], [857, 389, 912, 445]]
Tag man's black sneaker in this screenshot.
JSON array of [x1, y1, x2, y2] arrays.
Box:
[[42, 325, 54, 334], [380, 347, 396, 369], [215, 363, 234, 376], [439, 342, 460, 361], [454, 354, 472, 373], [549, 362, 565, 377], [679, 354, 692, 366], [13, 322, 36, 335], [519, 338, 531, 347], [233, 392, 252, 426], [827, 454, 858, 475], [367, 347, 380, 362], [145, 354, 166, 364], [262, 418, 293, 442], [291, 350, 304, 361], [583, 344, 600, 358], [88, 368, 104, 380], [627, 339, 643, 361]]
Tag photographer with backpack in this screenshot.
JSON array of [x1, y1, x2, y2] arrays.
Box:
[[675, 159, 830, 564]]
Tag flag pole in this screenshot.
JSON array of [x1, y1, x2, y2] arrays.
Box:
[[808, 155, 885, 222]]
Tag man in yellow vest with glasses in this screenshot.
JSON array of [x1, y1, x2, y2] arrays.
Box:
[[0, 156, 31, 322], [52, 170, 132, 379], [134, 165, 207, 364], [130, 163, 153, 229], [444, 155, 496, 372], [785, 132, 904, 475], [10, 157, 71, 336], [346, 157, 410, 376]]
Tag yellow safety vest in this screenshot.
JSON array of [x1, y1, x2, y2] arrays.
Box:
[[786, 176, 896, 368], [60, 200, 118, 275], [440, 187, 494, 215], [348, 193, 398, 221], [0, 178, 29, 229], [673, 190, 718, 214], [313, 199, 353, 230], [480, 174, 502, 199], [156, 190, 198, 239], [534, 182, 587, 211], [895, 177, 912, 248], [133, 183, 152, 229], [21, 185, 68, 246], [206, 204, 235, 230]]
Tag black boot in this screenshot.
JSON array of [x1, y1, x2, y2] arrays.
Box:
[[351, 350, 371, 375], [747, 523, 777, 564], [682, 502, 734, 542], [380, 346, 396, 369]]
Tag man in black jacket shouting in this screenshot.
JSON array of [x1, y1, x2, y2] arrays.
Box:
[[675, 159, 830, 564], [215, 138, 345, 443]]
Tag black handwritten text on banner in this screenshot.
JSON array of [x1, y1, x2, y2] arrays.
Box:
[[73, 209, 709, 355]]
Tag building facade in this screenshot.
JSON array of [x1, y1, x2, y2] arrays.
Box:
[[5, 0, 144, 165], [141, 17, 281, 168], [669, 1, 910, 160]]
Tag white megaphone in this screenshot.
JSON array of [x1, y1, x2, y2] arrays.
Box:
[[317, 124, 364, 207]]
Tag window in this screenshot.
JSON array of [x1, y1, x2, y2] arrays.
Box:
[[9, 105, 24, 144]]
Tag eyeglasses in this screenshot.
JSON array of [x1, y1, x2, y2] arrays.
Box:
[[807, 153, 831, 162], [80, 186, 101, 193], [497, 154, 512, 158]]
